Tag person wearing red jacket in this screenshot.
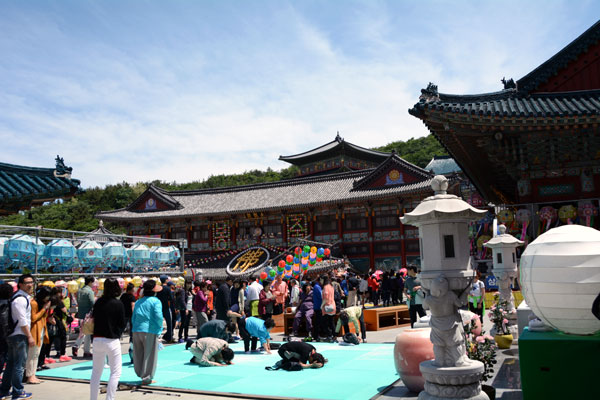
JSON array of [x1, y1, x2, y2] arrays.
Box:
[[367, 275, 380, 307]]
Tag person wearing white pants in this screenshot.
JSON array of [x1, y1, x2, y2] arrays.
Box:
[[90, 338, 122, 400], [89, 278, 127, 400]]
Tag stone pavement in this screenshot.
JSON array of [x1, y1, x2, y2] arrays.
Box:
[[23, 310, 522, 400]]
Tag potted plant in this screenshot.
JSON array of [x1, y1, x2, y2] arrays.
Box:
[[464, 313, 497, 400], [488, 296, 513, 349]]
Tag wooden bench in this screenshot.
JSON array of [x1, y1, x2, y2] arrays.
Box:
[[363, 305, 410, 331]]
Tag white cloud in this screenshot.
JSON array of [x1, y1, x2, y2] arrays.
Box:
[[0, 0, 598, 188]]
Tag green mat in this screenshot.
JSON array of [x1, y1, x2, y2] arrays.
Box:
[[38, 341, 399, 400]]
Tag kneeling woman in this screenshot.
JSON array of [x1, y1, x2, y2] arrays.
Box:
[[186, 337, 234, 367], [272, 341, 326, 371]]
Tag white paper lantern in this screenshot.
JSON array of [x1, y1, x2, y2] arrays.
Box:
[[520, 225, 600, 335]]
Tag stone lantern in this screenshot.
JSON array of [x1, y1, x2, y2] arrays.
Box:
[[401, 175, 488, 400], [484, 225, 523, 317]]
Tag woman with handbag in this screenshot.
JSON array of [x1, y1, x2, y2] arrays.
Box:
[[90, 278, 126, 400], [25, 286, 51, 384], [131, 280, 163, 385]]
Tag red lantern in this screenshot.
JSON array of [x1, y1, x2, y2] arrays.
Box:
[[286, 254, 293, 263], [278, 259, 286, 269], [294, 247, 301, 255], [260, 271, 268, 280], [324, 248, 331, 257]]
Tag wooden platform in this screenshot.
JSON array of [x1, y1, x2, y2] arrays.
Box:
[[282, 305, 409, 334], [363, 305, 410, 331]]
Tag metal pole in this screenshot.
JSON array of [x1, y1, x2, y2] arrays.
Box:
[[34, 227, 39, 275]]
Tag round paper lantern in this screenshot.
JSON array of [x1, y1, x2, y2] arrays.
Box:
[[98, 278, 106, 291], [558, 205, 577, 224], [0, 237, 9, 273], [77, 277, 85, 288], [117, 277, 125, 289], [286, 255, 293, 263], [278, 260, 286, 269], [54, 280, 67, 287], [132, 276, 142, 288], [78, 241, 103, 272], [103, 242, 129, 271], [43, 239, 77, 272], [128, 243, 151, 268], [520, 225, 600, 335], [41, 280, 55, 288], [7, 281, 17, 292], [67, 280, 79, 294], [323, 248, 331, 257]]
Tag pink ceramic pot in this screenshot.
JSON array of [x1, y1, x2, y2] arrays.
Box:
[[393, 328, 434, 393]]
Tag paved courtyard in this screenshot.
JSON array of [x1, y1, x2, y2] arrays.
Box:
[[22, 310, 522, 400]]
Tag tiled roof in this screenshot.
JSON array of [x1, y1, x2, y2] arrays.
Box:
[[409, 88, 600, 120], [279, 133, 390, 164], [353, 153, 432, 190], [0, 158, 81, 210], [425, 156, 461, 175], [517, 20, 600, 94], [98, 169, 433, 221]]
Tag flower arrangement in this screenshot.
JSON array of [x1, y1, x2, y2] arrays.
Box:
[[464, 313, 497, 382], [489, 297, 511, 335]]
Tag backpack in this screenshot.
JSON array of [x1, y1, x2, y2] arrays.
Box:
[[343, 332, 360, 345], [0, 299, 10, 348], [7, 293, 29, 336]]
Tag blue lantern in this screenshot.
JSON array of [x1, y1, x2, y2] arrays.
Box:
[[43, 239, 77, 272], [0, 237, 9, 273], [151, 246, 169, 268], [167, 245, 180, 265], [103, 242, 129, 271], [78, 241, 103, 273], [7, 234, 42, 273], [128, 243, 151, 270]]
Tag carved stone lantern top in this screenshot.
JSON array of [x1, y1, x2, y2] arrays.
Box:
[[401, 175, 486, 226], [483, 225, 524, 248]]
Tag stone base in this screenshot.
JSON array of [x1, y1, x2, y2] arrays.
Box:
[[418, 360, 489, 400], [418, 391, 489, 400]]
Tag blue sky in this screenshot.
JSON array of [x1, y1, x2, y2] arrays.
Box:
[[1, 0, 598, 188]]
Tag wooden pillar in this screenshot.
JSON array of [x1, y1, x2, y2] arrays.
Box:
[[282, 214, 288, 246], [368, 209, 374, 272], [208, 220, 213, 256], [337, 207, 344, 255], [187, 221, 192, 252], [400, 213, 407, 267], [231, 218, 237, 249]]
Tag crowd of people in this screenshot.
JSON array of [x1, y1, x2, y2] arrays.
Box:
[[0, 265, 446, 400]]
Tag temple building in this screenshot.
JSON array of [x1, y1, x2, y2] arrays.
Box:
[[0, 156, 81, 216], [98, 136, 448, 272], [279, 132, 391, 177], [409, 20, 600, 262]]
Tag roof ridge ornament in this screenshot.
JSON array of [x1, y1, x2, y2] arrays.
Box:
[[335, 131, 343, 142], [53, 155, 73, 179], [420, 82, 439, 103], [501, 77, 517, 90]]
